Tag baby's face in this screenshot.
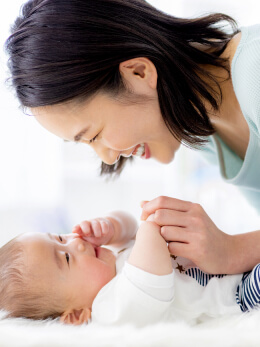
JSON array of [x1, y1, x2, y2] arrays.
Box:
[[18, 232, 116, 310]]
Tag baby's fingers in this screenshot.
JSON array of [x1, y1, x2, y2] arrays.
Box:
[[100, 220, 110, 235], [78, 221, 93, 236], [90, 220, 102, 238], [72, 224, 82, 235]]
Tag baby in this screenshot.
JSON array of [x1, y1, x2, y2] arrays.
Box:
[[0, 210, 259, 326]]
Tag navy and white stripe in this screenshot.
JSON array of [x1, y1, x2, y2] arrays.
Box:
[[236, 264, 260, 312], [185, 267, 225, 287]]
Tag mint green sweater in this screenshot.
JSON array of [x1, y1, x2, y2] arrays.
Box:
[[200, 25, 260, 212]]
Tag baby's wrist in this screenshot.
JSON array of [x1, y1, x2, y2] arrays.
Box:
[[137, 220, 161, 237], [102, 217, 117, 245]]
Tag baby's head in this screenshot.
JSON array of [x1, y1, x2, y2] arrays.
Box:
[[0, 232, 116, 324]]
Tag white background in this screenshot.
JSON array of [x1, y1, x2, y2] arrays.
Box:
[[0, 0, 260, 245]]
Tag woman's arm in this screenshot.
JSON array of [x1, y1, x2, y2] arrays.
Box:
[[128, 221, 172, 275], [141, 196, 260, 274], [226, 231, 260, 274]]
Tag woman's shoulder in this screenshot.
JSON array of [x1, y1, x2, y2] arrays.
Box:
[[231, 25, 260, 64], [227, 31, 242, 67], [231, 25, 260, 126], [231, 25, 260, 75]]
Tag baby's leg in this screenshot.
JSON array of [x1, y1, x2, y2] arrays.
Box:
[[236, 263, 260, 312]]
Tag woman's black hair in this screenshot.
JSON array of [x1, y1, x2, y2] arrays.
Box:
[[5, 0, 238, 176]]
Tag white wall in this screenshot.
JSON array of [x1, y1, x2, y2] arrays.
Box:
[[0, 0, 260, 245]]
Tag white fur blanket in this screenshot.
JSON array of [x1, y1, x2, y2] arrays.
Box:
[[1, 311, 260, 347]]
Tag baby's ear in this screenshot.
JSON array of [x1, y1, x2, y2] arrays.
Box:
[[60, 307, 91, 325]]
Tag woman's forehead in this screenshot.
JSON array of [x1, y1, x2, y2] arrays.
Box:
[[32, 103, 83, 140], [31, 103, 74, 117]]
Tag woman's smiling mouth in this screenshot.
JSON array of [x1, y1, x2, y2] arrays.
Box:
[[132, 143, 145, 157], [117, 143, 150, 162], [132, 143, 150, 159]]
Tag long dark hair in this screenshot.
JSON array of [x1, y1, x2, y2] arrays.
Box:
[[5, 0, 238, 176]]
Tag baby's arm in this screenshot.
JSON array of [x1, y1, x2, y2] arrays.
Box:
[[105, 211, 138, 247], [128, 221, 172, 275], [73, 211, 138, 247]]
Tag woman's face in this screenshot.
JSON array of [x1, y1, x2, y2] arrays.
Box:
[[32, 92, 181, 165]]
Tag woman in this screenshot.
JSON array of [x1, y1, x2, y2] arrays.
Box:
[[5, 0, 260, 275]]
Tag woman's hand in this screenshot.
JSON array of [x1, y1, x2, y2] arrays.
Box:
[[141, 196, 232, 274], [72, 217, 115, 247]]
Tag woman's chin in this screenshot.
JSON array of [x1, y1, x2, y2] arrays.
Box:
[[155, 154, 175, 164]]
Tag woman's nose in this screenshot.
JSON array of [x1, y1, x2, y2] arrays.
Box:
[[93, 143, 120, 165]]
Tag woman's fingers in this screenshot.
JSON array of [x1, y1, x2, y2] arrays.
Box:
[[153, 209, 189, 227], [167, 241, 190, 258], [161, 226, 190, 243], [141, 196, 190, 220], [140, 200, 149, 208], [141, 196, 233, 274]]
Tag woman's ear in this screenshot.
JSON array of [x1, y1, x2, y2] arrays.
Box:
[[60, 307, 91, 325], [119, 57, 158, 95]]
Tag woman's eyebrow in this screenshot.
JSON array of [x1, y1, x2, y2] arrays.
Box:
[[74, 127, 90, 142]]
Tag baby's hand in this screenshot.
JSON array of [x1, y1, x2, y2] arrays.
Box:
[[72, 217, 115, 246], [146, 213, 155, 222]]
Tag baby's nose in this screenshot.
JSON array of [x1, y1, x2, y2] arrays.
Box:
[[77, 242, 85, 252]]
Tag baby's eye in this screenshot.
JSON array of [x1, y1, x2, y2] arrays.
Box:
[[58, 235, 63, 242], [65, 253, 70, 265]]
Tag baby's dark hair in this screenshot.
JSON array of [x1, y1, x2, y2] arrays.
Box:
[[0, 236, 65, 320], [5, 0, 238, 176]]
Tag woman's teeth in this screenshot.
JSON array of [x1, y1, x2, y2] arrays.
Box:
[[133, 143, 145, 157]]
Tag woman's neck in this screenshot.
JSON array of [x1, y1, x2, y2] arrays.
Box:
[[206, 32, 250, 160]]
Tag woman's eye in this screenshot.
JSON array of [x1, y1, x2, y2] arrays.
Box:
[[65, 253, 70, 265], [59, 235, 63, 242], [89, 134, 98, 144]]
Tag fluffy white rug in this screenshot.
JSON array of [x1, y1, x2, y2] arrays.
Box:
[[1, 310, 260, 347]]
